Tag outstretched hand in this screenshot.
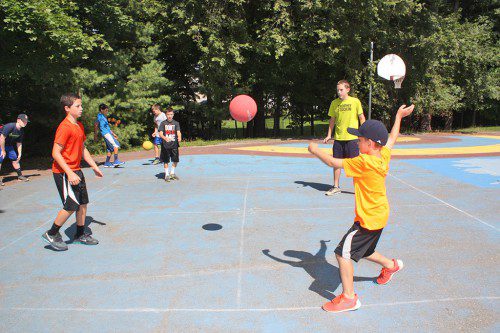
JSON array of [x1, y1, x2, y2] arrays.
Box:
[[397, 104, 415, 118], [93, 166, 104, 178]]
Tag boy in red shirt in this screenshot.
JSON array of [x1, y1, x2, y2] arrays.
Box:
[[308, 104, 414, 312], [42, 93, 103, 251]]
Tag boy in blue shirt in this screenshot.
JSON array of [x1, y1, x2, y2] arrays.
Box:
[[93, 104, 124, 167]]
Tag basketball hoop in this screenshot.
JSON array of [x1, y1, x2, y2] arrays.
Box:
[[378, 54, 406, 89], [391, 75, 405, 89]]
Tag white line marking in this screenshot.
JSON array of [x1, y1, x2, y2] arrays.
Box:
[[4, 296, 498, 313], [163, 210, 240, 214], [389, 173, 499, 231], [2, 263, 289, 289], [236, 179, 250, 308], [0, 179, 119, 253], [251, 203, 444, 213]]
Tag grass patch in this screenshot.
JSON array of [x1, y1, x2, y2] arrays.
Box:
[[454, 126, 500, 133]]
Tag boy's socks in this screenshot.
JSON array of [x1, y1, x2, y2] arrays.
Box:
[[15, 168, 22, 177], [75, 226, 85, 238], [170, 166, 176, 175], [48, 223, 62, 236], [114, 154, 118, 161], [105, 156, 111, 163]]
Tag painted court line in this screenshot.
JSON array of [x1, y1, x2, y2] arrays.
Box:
[[2, 263, 289, 289], [251, 203, 445, 213], [165, 209, 240, 214], [4, 296, 498, 313], [0, 180, 119, 253], [236, 179, 250, 308], [389, 173, 499, 231]]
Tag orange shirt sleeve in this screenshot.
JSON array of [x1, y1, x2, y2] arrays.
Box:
[[54, 123, 70, 147], [343, 155, 366, 178]]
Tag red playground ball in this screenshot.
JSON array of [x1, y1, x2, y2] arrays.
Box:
[[229, 95, 257, 122]]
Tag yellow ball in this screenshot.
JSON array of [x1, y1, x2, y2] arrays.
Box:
[[142, 141, 154, 150]]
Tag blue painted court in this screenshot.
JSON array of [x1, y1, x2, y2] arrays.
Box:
[[0, 140, 499, 331]]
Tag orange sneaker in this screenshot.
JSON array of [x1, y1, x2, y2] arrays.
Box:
[[322, 293, 361, 313], [376, 259, 404, 285]]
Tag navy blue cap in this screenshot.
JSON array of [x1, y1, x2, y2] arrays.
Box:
[[17, 114, 29, 122], [347, 119, 388, 146]]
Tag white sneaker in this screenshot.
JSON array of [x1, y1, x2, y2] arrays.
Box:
[[325, 186, 341, 196]]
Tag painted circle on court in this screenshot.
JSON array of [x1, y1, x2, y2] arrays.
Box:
[[202, 223, 223, 231]]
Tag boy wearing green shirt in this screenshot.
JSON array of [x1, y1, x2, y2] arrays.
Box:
[[323, 80, 365, 195]]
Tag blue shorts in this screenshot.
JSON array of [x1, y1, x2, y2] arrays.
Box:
[[153, 136, 162, 146], [103, 134, 120, 152], [332, 140, 359, 159], [0, 145, 18, 163]]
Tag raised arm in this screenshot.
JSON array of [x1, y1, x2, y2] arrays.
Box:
[[386, 104, 415, 150]]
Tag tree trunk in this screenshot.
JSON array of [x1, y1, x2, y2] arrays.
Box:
[[252, 85, 265, 137], [234, 120, 238, 138], [310, 112, 314, 136], [444, 113, 453, 131], [472, 109, 477, 127], [273, 96, 282, 137], [420, 113, 432, 131], [300, 112, 304, 136], [246, 119, 253, 137]]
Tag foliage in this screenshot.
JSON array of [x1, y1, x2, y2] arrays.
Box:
[[0, 0, 498, 157]]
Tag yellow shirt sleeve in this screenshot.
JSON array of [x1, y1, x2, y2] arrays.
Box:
[[356, 98, 363, 116]]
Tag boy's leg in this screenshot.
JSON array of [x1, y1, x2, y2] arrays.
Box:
[[0, 159, 3, 186], [12, 160, 28, 182], [103, 133, 123, 166], [365, 252, 404, 285], [164, 163, 170, 181], [104, 151, 113, 167], [336, 253, 355, 298], [169, 149, 180, 180], [322, 253, 360, 312], [153, 137, 161, 164], [103, 136, 114, 167], [326, 141, 343, 195], [364, 251, 394, 268], [112, 145, 124, 166], [73, 204, 98, 245], [42, 209, 74, 251], [333, 167, 341, 187]]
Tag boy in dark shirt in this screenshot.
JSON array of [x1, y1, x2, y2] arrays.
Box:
[[158, 108, 182, 182], [0, 114, 30, 186]]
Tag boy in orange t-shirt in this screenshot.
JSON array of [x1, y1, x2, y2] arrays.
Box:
[[42, 93, 103, 251], [308, 104, 415, 313]]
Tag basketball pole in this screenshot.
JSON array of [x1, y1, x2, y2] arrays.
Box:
[[368, 41, 373, 120]]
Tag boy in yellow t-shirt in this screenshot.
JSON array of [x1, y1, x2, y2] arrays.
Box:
[[309, 104, 415, 313], [323, 80, 365, 196]]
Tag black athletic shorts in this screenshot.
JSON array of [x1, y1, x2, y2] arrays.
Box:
[[160, 147, 179, 163], [332, 140, 359, 159], [53, 170, 89, 212], [334, 222, 383, 262]]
